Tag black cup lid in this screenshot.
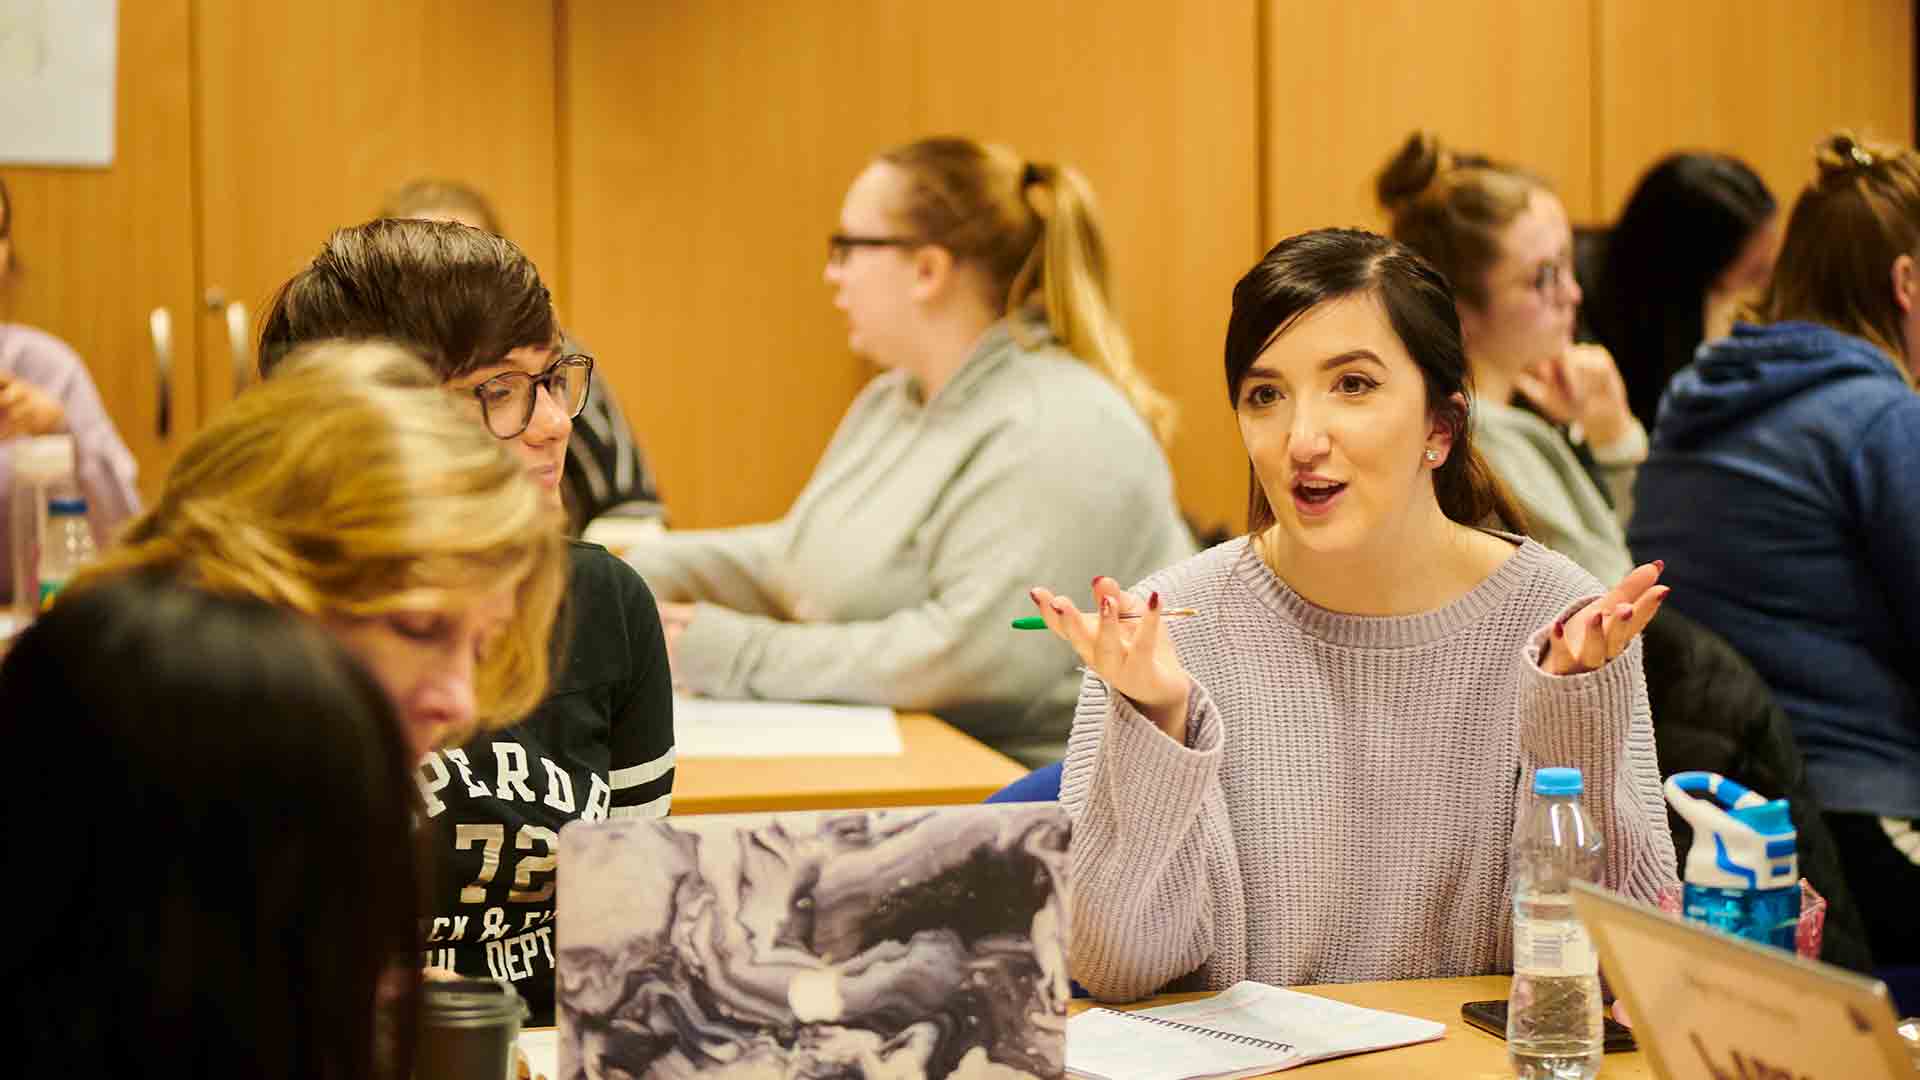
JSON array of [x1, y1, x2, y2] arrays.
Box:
[[420, 978, 528, 1024]]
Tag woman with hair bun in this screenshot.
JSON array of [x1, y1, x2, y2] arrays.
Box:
[[1377, 132, 1643, 583], [628, 135, 1195, 766], [1631, 132, 1920, 970]]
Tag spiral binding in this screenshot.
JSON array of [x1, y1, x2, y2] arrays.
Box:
[[1112, 1010, 1296, 1054]]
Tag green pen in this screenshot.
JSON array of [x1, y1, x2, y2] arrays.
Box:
[[1011, 609, 1199, 630]]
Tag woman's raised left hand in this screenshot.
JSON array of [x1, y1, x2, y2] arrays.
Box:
[[1541, 560, 1670, 676]]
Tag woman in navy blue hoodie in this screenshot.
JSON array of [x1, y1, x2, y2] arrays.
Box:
[[1631, 132, 1920, 971]]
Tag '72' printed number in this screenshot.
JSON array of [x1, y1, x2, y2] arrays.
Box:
[[453, 824, 558, 904]]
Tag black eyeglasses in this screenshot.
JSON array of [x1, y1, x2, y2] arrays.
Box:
[[468, 354, 593, 439], [826, 232, 922, 266], [1527, 254, 1577, 301]]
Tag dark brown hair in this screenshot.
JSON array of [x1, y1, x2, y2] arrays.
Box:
[[1587, 152, 1777, 424], [1762, 131, 1920, 380], [877, 136, 1175, 444], [1375, 131, 1545, 308], [257, 218, 555, 380], [1225, 228, 1527, 536], [5, 573, 421, 1079]]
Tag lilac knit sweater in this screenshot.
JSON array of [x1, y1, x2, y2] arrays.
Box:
[[1060, 536, 1678, 1003]]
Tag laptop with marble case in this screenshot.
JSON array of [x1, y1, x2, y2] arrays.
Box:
[[555, 803, 1071, 1079]]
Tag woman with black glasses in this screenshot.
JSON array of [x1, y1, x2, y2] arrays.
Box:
[[1377, 132, 1643, 584], [258, 218, 674, 1026], [626, 136, 1193, 766]]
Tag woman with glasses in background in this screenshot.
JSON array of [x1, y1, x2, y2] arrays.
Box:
[[624, 136, 1194, 766], [258, 218, 675, 1026], [1377, 132, 1643, 583]]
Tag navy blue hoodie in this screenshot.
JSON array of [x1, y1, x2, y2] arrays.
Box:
[[1629, 321, 1920, 818]]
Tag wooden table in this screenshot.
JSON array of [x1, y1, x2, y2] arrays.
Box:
[[671, 712, 1028, 815], [1073, 976, 1652, 1079]]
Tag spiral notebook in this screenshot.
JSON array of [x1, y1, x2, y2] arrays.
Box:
[[1066, 981, 1445, 1080]]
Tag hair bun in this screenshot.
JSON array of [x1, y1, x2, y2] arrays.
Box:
[[1376, 131, 1448, 213], [1815, 130, 1881, 178]]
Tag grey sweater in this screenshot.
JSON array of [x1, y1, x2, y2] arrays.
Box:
[[1061, 536, 1678, 1002], [626, 324, 1195, 764], [1473, 400, 1642, 584]]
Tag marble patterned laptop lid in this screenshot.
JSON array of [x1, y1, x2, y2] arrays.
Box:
[[555, 803, 1071, 1079]]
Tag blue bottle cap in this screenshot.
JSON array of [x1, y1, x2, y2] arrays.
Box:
[[1730, 798, 1794, 836], [1533, 766, 1583, 796], [47, 498, 88, 515]]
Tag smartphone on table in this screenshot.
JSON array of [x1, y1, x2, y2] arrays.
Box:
[[1460, 999, 1636, 1052]]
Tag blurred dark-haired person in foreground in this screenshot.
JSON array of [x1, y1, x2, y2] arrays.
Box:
[[5, 574, 422, 1079]]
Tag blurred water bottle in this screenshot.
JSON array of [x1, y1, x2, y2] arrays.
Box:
[[7, 434, 74, 618], [1664, 771, 1798, 951], [1509, 766, 1604, 1080], [36, 497, 95, 610]]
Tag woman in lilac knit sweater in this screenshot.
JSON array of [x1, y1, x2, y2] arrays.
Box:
[[1027, 229, 1679, 1002]]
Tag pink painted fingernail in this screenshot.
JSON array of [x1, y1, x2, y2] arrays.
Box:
[[1029, 588, 1042, 605], [1653, 559, 1665, 572], [1100, 597, 1112, 617], [1149, 591, 1161, 611], [1553, 620, 1565, 639], [1092, 577, 1104, 589]]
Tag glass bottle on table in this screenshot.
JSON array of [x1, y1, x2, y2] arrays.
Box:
[[1508, 765, 1604, 1080]]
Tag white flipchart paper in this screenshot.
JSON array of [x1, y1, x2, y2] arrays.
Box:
[[0, 0, 118, 167]]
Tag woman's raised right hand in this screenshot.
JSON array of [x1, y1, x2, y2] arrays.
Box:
[[1028, 577, 1193, 743]]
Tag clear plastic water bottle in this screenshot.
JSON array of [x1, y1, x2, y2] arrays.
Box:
[[7, 434, 75, 618], [36, 497, 96, 610], [1508, 766, 1604, 1080]]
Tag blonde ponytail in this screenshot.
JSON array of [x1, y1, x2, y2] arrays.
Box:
[[879, 136, 1177, 446], [1009, 163, 1177, 446]]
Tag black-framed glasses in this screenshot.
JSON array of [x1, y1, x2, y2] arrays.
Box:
[[469, 354, 593, 439], [1527, 254, 1578, 301], [826, 232, 922, 266]]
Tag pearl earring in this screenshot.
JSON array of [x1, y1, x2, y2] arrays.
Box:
[[1424, 449, 1441, 462]]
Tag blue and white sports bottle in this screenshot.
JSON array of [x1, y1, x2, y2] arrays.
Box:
[[1663, 771, 1799, 951]]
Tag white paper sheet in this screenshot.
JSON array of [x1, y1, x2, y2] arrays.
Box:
[[0, 0, 117, 167], [518, 1027, 557, 1080], [673, 694, 903, 758]]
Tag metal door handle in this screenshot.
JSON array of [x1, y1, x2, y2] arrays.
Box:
[[223, 300, 250, 395], [149, 307, 173, 439]]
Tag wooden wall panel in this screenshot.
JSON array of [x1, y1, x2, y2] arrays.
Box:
[[1, 0, 201, 506], [1264, 0, 1597, 236], [193, 0, 560, 418], [1597, 0, 1914, 218], [564, 1, 1261, 532], [561, 2, 916, 532]]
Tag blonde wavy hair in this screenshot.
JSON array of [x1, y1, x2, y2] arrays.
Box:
[[72, 342, 568, 743], [878, 136, 1177, 446]]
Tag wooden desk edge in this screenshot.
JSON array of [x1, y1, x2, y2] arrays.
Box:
[[672, 712, 1029, 816]]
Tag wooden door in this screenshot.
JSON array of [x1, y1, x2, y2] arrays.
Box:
[[191, 0, 561, 420], [1596, 0, 1913, 216], [1, 0, 202, 506], [563, 1, 1261, 533]]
